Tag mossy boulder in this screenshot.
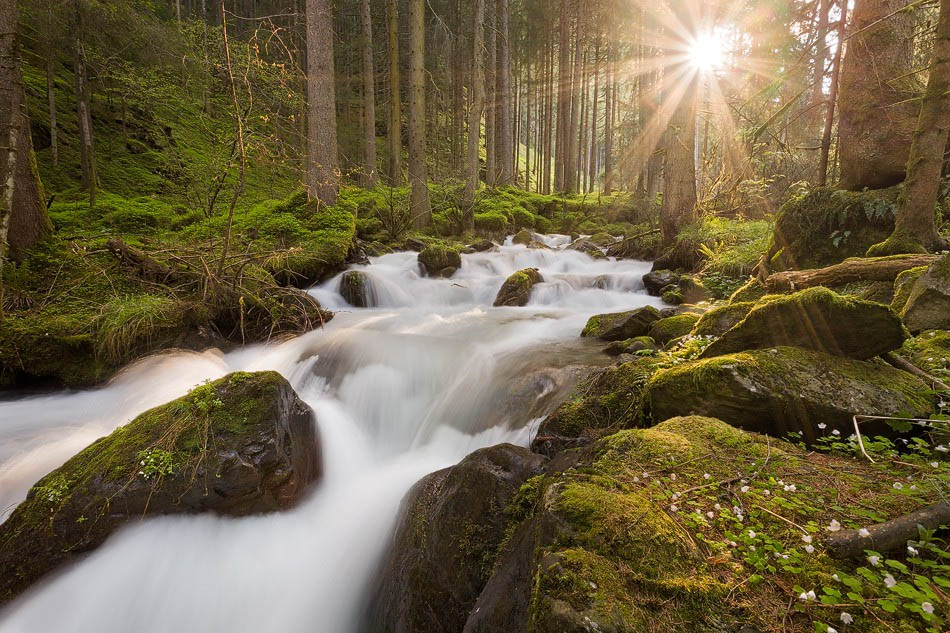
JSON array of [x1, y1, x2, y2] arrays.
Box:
[[569, 237, 607, 258], [339, 270, 372, 308], [648, 314, 700, 346], [367, 444, 546, 633], [678, 275, 710, 303], [512, 229, 534, 245], [642, 269, 678, 296], [691, 302, 754, 337], [266, 201, 358, 287], [493, 268, 544, 307], [661, 284, 684, 305], [768, 187, 898, 270], [531, 361, 654, 457], [603, 336, 656, 357], [891, 265, 928, 314], [901, 330, 950, 379], [581, 306, 660, 341], [700, 287, 906, 360], [896, 254, 950, 333], [418, 243, 463, 278], [729, 278, 767, 303], [468, 239, 496, 253], [589, 232, 617, 247], [647, 347, 932, 441], [0, 371, 321, 603]]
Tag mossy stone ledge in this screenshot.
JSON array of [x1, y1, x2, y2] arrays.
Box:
[[418, 243, 463, 278], [581, 306, 661, 342], [493, 268, 544, 307], [0, 371, 321, 604], [647, 346, 933, 441], [647, 313, 700, 346]]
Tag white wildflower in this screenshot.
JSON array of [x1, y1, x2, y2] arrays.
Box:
[[670, 473, 677, 481], [832, 574, 840, 582], [921, 602, 934, 614], [706, 511, 715, 519], [805, 545, 815, 554], [802, 534, 813, 543], [832, 429, 841, 436], [883, 574, 896, 588], [827, 519, 842, 532], [893, 482, 903, 490], [858, 528, 870, 538], [703, 472, 711, 479], [907, 546, 919, 556], [740, 485, 750, 493], [748, 529, 756, 539], [931, 462, 940, 469], [868, 555, 881, 566], [669, 504, 678, 512], [817, 423, 827, 430], [839, 612, 853, 625], [827, 627, 838, 633]]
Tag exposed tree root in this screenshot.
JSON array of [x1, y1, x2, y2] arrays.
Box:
[[763, 254, 939, 293]]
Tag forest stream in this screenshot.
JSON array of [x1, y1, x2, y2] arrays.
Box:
[[0, 238, 661, 633]]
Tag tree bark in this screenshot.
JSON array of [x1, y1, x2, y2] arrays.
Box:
[[764, 254, 940, 293], [73, 0, 97, 208], [496, 0, 513, 186], [407, 0, 430, 227], [387, 0, 402, 185], [660, 62, 697, 246], [463, 0, 485, 222], [0, 0, 52, 264], [306, 0, 339, 205], [818, 8, 845, 187], [359, 0, 377, 188], [484, 0, 496, 187], [837, 0, 919, 190], [603, 37, 614, 194], [46, 55, 58, 167], [870, 0, 950, 254], [826, 503, 950, 560]]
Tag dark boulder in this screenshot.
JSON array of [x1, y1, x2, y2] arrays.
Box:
[[339, 270, 372, 307], [513, 229, 535, 245], [580, 306, 660, 342], [647, 347, 932, 441], [494, 268, 544, 307], [0, 371, 321, 604], [603, 336, 657, 356], [468, 239, 496, 253], [896, 255, 950, 333], [642, 269, 678, 296], [418, 244, 462, 278], [699, 287, 907, 360], [366, 444, 547, 633]]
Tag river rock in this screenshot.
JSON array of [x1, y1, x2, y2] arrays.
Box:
[[513, 229, 534, 245], [365, 444, 547, 633], [339, 270, 371, 307], [897, 255, 950, 333], [700, 287, 906, 360], [0, 371, 320, 604], [531, 361, 653, 457], [642, 269, 678, 296], [418, 244, 462, 278], [604, 336, 656, 356], [569, 238, 606, 258], [468, 239, 496, 253], [494, 268, 544, 307], [647, 313, 700, 346], [580, 306, 660, 341], [647, 347, 932, 441], [692, 301, 754, 337]]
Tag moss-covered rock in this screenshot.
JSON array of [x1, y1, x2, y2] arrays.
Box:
[[531, 361, 654, 456], [493, 268, 544, 307], [339, 270, 372, 308], [367, 444, 546, 633], [891, 265, 928, 314], [729, 278, 767, 303], [418, 243, 463, 278], [691, 302, 754, 337], [700, 287, 906, 360], [768, 187, 899, 270], [648, 314, 700, 346], [661, 285, 684, 305], [603, 336, 657, 356], [0, 371, 321, 603], [678, 275, 710, 303], [648, 347, 932, 441], [568, 237, 607, 258], [897, 254, 950, 333], [512, 229, 534, 245], [266, 200, 358, 287], [581, 306, 660, 341], [901, 330, 950, 380]]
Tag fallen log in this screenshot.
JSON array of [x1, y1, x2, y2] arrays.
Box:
[[764, 254, 939, 293], [105, 238, 180, 283], [825, 502, 950, 560]]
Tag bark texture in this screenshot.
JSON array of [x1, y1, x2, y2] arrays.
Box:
[[359, 0, 377, 187], [826, 503, 950, 560], [764, 254, 940, 292], [306, 0, 339, 205], [837, 0, 920, 190], [463, 0, 485, 221], [407, 0, 430, 226], [0, 0, 51, 262], [660, 63, 697, 246], [387, 0, 401, 184]]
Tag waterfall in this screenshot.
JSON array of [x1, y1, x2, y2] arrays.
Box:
[[0, 238, 661, 633]]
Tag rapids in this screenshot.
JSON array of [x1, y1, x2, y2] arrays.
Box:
[[0, 237, 662, 633]]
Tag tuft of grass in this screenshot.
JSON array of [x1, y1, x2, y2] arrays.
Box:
[[94, 294, 184, 363]]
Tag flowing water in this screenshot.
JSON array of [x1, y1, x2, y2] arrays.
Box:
[[0, 237, 661, 633]]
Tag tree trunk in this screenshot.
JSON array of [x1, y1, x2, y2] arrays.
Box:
[[555, 0, 570, 192], [407, 0, 429, 227], [818, 8, 845, 187], [463, 0, 485, 222], [764, 254, 940, 293], [660, 61, 697, 246], [46, 57, 58, 167], [305, 0, 339, 206], [0, 0, 52, 265], [496, 0, 513, 186], [869, 0, 950, 254], [837, 0, 919, 190], [603, 38, 614, 194], [359, 0, 377, 188], [73, 0, 97, 208], [484, 0, 496, 187], [387, 0, 402, 185], [566, 2, 581, 194]]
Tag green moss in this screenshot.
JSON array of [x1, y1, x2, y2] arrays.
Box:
[[728, 279, 767, 303], [691, 302, 754, 337], [892, 266, 928, 314], [648, 314, 700, 346]]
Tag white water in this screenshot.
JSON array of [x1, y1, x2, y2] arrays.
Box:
[[0, 238, 660, 633]]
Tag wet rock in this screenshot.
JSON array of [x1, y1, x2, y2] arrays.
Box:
[[679, 275, 710, 303], [658, 307, 679, 319], [494, 268, 544, 307], [647, 314, 700, 346], [339, 270, 371, 307], [366, 444, 547, 633], [661, 284, 684, 305], [0, 371, 321, 604], [729, 279, 767, 303], [418, 244, 462, 278], [647, 347, 932, 441], [896, 255, 950, 333], [580, 306, 660, 341], [890, 265, 928, 314], [692, 302, 755, 337], [588, 232, 618, 247], [569, 238, 606, 258], [468, 239, 496, 253], [531, 361, 653, 457], [642, 269, 678, 295], [513, 229, 535, 245], [700, 287, 906, 360]]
